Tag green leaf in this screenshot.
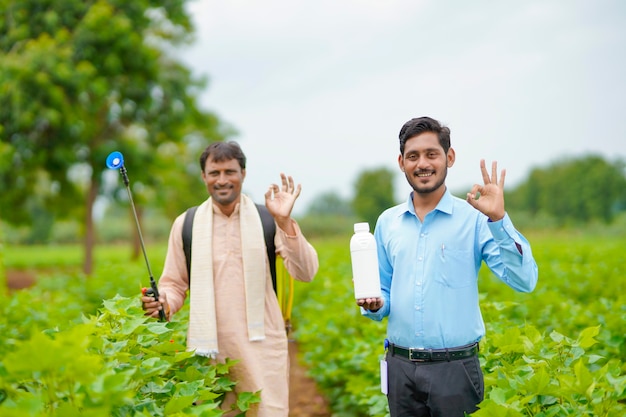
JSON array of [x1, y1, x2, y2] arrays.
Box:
[[139, 357, 172, 378], [525, 366, 551, 392], [163, 394, 195, 414], [235, 390, 261, 412], [573, 359, 595, 397], [548, 330, 565, 343], [487, 387, 509, 405], [575, 326, 600, 349], [145, 321, 172, 335], [473, 399, 525, 416], [120, 316, 150, 335], [174, 380, 205, 396]]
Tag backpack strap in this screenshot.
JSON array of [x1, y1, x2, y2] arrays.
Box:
[[256, 203, 277, 292], [181, 203, 278, 292], [182, 205, 198, 281]]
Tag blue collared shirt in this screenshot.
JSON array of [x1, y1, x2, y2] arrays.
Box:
[[363, 189, 538, 349]]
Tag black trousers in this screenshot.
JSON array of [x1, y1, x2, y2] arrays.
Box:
[[386, 352, 484, 417]]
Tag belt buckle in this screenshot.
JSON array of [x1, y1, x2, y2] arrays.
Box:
[[408, 348, 428, 362]]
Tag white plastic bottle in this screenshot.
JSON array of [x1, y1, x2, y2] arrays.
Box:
[[350, 222, 382, 299]]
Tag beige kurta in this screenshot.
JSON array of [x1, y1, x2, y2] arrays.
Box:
[[158, 202, 319, 417]]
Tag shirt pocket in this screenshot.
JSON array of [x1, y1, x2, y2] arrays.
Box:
[[434, 246, 473, 288]]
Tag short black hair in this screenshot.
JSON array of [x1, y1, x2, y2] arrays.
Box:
[[398, 116, 451, 155], [199, 141, 247, 171]]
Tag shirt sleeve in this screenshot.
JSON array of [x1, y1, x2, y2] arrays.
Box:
[[485, 213, 538, 293], [157, 214, 190, 315], [275, 219, 319, 282]]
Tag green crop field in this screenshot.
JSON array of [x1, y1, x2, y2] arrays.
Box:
[[293, 232, 626, 416], [1, 231, 625, 416]]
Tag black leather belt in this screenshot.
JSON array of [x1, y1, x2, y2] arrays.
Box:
[[390, 342, 478, 362]]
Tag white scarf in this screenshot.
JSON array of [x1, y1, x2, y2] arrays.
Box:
[[187, 194, 267, 357]]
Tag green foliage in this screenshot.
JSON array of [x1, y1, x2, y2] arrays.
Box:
[[292, 237, 387, 416], [0, 295, 260, 416], [351, 167, 397, 228], [0, 224, 5, 292], [474, 325, 625, 416], [507, 155, 626, 225], [291, 233, 626, 416], [1, 205, 174, 245], [297, 191, 359, 238], [296, 214, 358, 239], [3, 232, 625, 415], [0, 247, 260, 416], [0, 0, 230, 271], [306, 191, 354, 217]]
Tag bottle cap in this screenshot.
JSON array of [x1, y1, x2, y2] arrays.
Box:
[[354, 222, 370, 233]]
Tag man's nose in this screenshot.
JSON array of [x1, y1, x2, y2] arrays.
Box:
[[416, 155, 430, 167]]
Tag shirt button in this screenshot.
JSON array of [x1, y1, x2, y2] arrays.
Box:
[[418, 257, 423, 261], [416, 281, 422, 286], [415, 306, 420, 310]]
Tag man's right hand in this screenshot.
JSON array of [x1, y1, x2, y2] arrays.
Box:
[[357, 297, 383, 312], [141, 290, 169, 320]]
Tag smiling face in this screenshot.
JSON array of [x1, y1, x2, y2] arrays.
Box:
[[201, 157, 246, 215], [399, 131, 455, 196]]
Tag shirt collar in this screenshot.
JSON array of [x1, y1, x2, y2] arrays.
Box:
[[401, 188, 454, 217]]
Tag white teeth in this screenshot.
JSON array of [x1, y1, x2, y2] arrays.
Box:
[[417, 173, 432, 177]]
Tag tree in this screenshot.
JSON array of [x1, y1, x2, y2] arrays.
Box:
[[306, 191, 353, 217], [0, 0, 229, 274], [507, 155, 626, 224], [351, 167, 397, 228], [296, 191, 356, 238]]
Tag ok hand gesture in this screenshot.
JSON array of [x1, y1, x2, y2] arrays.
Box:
[[466, 160, 506, 222], [265, 173, 301, 234]]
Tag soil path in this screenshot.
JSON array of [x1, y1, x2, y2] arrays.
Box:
[[289, 340, 331, 416], [6, 270, 332, 416]]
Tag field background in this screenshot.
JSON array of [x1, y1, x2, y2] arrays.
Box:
[[1, 225, 625, 416], [293, 230, 626, 416], [3, 2, 625, 414]]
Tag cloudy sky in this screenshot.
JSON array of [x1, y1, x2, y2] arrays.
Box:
[[177, 0, 626, 215]]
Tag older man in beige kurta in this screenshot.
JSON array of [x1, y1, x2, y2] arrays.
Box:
[[157, 200, 318, 417]]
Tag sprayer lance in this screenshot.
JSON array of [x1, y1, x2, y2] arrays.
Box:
[[106, 151, 166, 322]]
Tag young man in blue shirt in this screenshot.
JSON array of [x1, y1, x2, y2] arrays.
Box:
[[358, 116, 538, 416]]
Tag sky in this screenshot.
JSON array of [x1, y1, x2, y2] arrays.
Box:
[[176, 0, 626, 215]]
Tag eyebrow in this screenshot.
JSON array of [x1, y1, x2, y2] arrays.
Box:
[[405, 148, 442, 154]]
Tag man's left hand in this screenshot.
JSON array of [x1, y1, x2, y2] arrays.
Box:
[[265, 173, 301, 234], [466, 159, 506, 222]]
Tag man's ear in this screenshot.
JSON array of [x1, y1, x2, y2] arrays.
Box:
[[447, 148, 456, 168], [398, 154, 405, 172]]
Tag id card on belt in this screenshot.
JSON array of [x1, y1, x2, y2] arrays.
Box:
[[380, 358, 388, 394]]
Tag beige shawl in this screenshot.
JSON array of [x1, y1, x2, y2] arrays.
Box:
[[187, 195, 267, 358]]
